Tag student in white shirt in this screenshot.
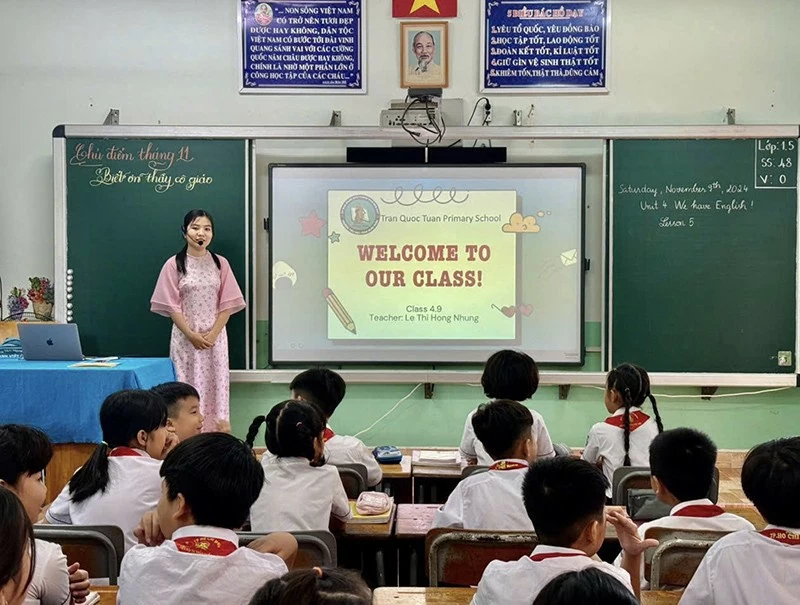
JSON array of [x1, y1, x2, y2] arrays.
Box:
[[289, 368, 382, 487], [582, 364, 664, 499], [151, 382, 205, 442], [45, 390, 173, 551], [434, 399, 535, 531], [613, 428, 754, 587], [472, 457, 656, 604], [247, 400, 352, 532], [0, 486, 36, 605], [532, 567, 638, 605], [0, 424, 91, 604], [681, 437, 800, 605], [249, 567, 371, 605], [460, 350, 555, 466], [119, 433, 296, 605]]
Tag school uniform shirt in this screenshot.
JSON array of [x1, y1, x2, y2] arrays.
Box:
[[680, 525, 800, 605], [432, 459, 533, 531], [459, 406, 555, 466], [582, 406, 660, 498], [612, 498, 755, 588], [471, 545, 634, 605], [118, 524, 287, 605], [323, 426, 383, 487], [45, 447, 162, 551], [250, 454, 352, 533], [25, 538, 70, 605]]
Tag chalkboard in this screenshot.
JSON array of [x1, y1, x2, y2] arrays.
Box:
[[610, 139, 798, 373], [64, 138, 250, 368]]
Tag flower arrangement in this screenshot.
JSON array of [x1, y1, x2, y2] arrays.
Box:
[[28, 277, 54, 305], [7, 287, 29, 320]]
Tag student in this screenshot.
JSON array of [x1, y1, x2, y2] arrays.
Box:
[[459, 350, 554, 466], [532, 568, 639, 605], [582, 364, 664, 499], [45, 390, 170, 551], [433, 400, 535, 531], [290, 368, 382, 487], [118, 433, 296, 605], [613, 428, 753, 587], [0, 487, 35, 605], [151, 381, 205, 442], [472, 457, 655, 604], [681, 437, 800, 605], [247, 400, 352, 532], [150, 209, 246, 432], [0, 424, 91, 604], [249, 567, 371, 605]]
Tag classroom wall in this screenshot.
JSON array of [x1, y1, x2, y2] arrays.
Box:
[[3, 0, 800, 448]]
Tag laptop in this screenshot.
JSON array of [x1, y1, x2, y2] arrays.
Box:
[[18, 323, 84, 361]]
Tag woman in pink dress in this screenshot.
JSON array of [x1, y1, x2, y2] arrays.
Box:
[[150, 209, 246, 431]]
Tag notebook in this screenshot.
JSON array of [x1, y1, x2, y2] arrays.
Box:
[[412, 450, 462, 467]]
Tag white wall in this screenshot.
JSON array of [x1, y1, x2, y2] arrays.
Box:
[[2, 0, 800, 314]]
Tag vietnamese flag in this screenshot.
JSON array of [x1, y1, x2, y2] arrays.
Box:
[[393, 0, 457, 18]]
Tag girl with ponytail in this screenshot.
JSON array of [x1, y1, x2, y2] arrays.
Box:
[[582, 364, 665, 500], [249, 567, 371, 605], [45, 390, 170, 551], [248, 400, 352, 533], [150, 209, 246, 433]]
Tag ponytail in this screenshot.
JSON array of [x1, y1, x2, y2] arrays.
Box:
[[607, 364, 643, 467], [69, 390, 166, 503], [265, 400, 325, 463], [69, 443, 111, 504], [633, 365, 664, 434], [245, 415, 267, 449], [248, 567, 371, 605], [622, 389, 633, 467], [648, 394, 664, 433], [176, 244, 189, 275]]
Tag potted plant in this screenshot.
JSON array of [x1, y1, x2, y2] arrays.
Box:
[[28, 277, 54, 321], [7, 287, 29, 320]]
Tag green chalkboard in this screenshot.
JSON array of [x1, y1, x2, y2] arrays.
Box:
[[610, 139, 797, 373], [64, 138, 250, 369]]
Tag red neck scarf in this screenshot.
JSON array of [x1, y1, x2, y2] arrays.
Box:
[[604, 410, 650, 431], [323, 427, 335, 443], [673, 504, 726, 518], [174, 536, 237, 556], [108, 447, 144, 457], [760, 528, 800, 546], [489, 460, 528, 472], [531, 552, 589, 562]]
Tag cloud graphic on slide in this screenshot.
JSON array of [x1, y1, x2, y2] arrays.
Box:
[[502, 212, 541, 233]]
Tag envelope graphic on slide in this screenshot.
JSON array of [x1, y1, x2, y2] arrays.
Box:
[[561, 249, 578, 266]]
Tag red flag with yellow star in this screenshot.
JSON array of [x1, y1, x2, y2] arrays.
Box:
[[393, 0, 457, 18]]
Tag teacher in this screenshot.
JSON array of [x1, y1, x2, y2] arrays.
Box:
[[150, 209, 246, 432]]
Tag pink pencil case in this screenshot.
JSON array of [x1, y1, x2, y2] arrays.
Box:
[[355, 492, 393, 515]]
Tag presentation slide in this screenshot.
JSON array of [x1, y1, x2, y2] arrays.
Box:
[[270, 165, 584, 364]]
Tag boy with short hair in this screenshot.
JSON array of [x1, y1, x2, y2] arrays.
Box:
[[433, 400, 535, 531], [151, 382, 204, 441], [290, 368, 382, 486], [681, 437, 800, 604], [614, 428, 753, 586], [472, 457, 654, 604], [118, 433, 297, 605]]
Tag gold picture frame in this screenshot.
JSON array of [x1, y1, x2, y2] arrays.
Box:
[[400, 21, 449, 89]]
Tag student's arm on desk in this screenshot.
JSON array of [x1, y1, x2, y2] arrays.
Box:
[[248, 533, 298, 569]]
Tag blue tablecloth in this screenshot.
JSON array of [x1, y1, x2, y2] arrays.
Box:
[[0, 358, 175, 443]]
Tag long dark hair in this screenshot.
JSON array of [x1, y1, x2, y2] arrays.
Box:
[[245, 400, 326, 464], [69, 390, 167, 504], [176, 209, 221, 274], [606, 364, 664, 466], [0, 486, 36, 600]]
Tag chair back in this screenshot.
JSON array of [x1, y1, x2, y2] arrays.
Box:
[[237, 530, 337, 567], [335, 463, 368, 499], [460, 465, 489, 479], [34, 525, 125, 584], [553, 443, 572, 457], [613, 467, 720, 506], [650, 538, 716, 590], [643, 528, 730, 582], [425, 528, 537, 587]]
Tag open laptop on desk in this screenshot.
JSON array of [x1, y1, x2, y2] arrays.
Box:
[[18, 323, 84, 361]]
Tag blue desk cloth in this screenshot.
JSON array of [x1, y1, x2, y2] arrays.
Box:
[[0, 358, 175, 443]]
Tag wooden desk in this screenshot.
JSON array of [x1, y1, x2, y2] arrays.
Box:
[[90, 585, 119, 605], [341, 505, 396, 588], [396, 504, 438, 539], [381, 456, 412, 479], [373, 587, 475, 604], [642, 591, 682, 605], [343, 505, 396, 539]]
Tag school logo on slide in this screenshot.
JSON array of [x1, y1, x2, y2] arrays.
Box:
[[340, 195, 380, 235]]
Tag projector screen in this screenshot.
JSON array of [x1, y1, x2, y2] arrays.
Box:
[[269, 164, 585, 364]]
